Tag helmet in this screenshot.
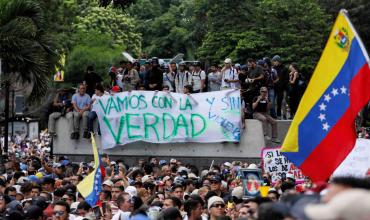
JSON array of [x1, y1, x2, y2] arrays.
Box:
[[193, 61, 201, 66], [151, 57, 159, 64]]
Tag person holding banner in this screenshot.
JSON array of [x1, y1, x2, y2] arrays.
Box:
[[175, 62, 192, 93], [252, 86, 280, 143], [191, 61, 206, 93], [123, 62, 140, 91], [163, 64, 176, 92], [87, 84, 106, 138]]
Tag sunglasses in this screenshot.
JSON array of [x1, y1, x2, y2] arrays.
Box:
[[260, 90, 267, 93], [53, 211, 65, 216], [210, 181, 220, 184], [211, 203, 225, 208]]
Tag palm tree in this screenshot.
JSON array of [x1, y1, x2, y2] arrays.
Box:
[[0, 0, 59, 153]]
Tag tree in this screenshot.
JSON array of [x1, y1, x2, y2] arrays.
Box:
[[196, 0, 329, 74], [64, 31, 123, 84], [74, 4, 142, 56], [248, 0, 329, 75], [0, 0, 59, 153], [196, 0, 255, 63], [129, 0, 199, 58], [319, 0, 370, 50], [0, 0, 59, 100]]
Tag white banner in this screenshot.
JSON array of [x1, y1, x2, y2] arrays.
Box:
[[333, 138, 370, 178], [93, 90, 242, 149]]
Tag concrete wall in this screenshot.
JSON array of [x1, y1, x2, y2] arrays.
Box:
[[53, 118, 291, 167], [2, 80, 293, 167]]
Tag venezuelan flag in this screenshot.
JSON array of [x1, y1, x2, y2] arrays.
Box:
[[77, 134, 106, 207], [281, 10, 370, 182]]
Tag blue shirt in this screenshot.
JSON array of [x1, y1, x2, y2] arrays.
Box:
[[72, 93, 91, 110]]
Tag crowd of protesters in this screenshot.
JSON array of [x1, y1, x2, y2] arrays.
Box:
[[20, 55, 367, 220], [106, 56, 306, 120], [1, 131, 370, 220], [47, 55, 307, 142]]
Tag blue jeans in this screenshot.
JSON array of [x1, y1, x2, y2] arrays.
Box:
[[269, 88, 277, 118], [87, 111, 100, 134]]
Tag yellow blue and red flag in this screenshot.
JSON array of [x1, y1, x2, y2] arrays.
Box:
[[281, 10, 370, 182], [77, 135, 106, 207]]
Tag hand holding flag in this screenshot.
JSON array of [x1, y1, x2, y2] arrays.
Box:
[[77, 134, 106, 207]]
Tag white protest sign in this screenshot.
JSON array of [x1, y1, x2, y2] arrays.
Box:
[[93, 90, 241, 149], [262, 147, 305, 183], [333, 138, 370, 178]]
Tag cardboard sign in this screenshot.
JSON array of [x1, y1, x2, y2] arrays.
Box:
[[93, 90, 242, 148], [333, 138, 370, 178], [262, 147, 305, 183]]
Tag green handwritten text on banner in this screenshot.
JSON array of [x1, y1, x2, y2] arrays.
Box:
[[93, 90, 242, 149]]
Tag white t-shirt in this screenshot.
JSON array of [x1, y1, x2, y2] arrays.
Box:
[[175, 71, 192, 93], [112, 210, 131, 220], [116, 73, 124, 90], [192, 70, 206, 91], [163, 72, 175, 91], [221, 68, 238, 89]]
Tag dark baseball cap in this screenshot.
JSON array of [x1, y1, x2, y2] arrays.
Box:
[[24, 205, 43, 219], [32, 197, 49, 210], [210, 176, 221, 183]]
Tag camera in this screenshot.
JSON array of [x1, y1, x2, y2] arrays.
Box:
[[245, 78, 253, 84]]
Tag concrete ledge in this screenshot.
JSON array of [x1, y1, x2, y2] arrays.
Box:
[[53, 119, 266, 158]]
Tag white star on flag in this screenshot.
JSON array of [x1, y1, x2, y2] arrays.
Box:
[[96, 174, 100, 178], [324, 94, 331, 102], [318, 113, 326, 121], [322, 123, 330, 131], [95, 180, 98, 184], [340, 86, 347, 94], [331, 88, 339, 96], [319, 103, 327, 111]]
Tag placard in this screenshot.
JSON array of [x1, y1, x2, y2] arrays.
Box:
[[262, 147, 305, 183]]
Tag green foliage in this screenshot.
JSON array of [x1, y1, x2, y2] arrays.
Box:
[[73, 4, 142, 56], [37, 0, 142, 85], [239, 0, 330, 75], [130, 0, 198, 58], [319, 0, 370, 50], [65, 31, 122, 84], [197, 0, 329, 75], [0, 0, 59, 101], [131, 0, 329, 76]]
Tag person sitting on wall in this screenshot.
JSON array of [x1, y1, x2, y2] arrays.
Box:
[[66, 84, 91, 140], [252, 86, 280, 143], [48, 89, 72, 137], [87, 84, 106, 138]]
